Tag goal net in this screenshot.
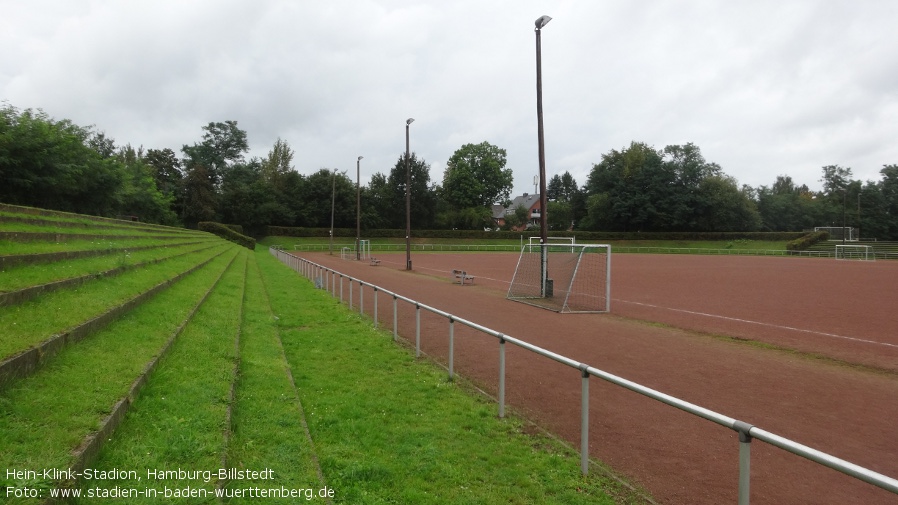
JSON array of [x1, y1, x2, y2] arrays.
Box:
[[507, 243, 611, 313], [835, 244, 875, 261]]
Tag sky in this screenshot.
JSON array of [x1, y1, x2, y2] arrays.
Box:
[[3, 0, 898, 197]]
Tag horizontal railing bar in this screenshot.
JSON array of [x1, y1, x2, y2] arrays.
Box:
[[583, 365, 738, 428], [748, 427, 898, 494]]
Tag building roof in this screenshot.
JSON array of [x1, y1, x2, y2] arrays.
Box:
[[509, 193, 540, 210]]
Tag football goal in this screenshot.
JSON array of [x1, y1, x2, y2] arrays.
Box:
[[507, 242, 611, 313], [815, 226, 858, 242], [835, 244, 875, 261]]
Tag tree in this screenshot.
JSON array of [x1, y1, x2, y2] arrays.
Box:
[[181, 120, 248, 185], [818, 165, 857, 230], [385, 153, 437, 229], [298, 169, 354, 228], [584, 141, 669, 231], [113, 145, 178, 225], [695, 175, 761, 231], [879, 165, 898, 239], [0, 105, 122, 216], [547, 171, 579, 203], [547, 200, 573, 230], [145, 148, 182, 197], [756, 175, 820, 232], [260, 137, 295, 190], [180, 164, 217, 227], [219, 160, 292, 235], [442, 141, 513, 208]]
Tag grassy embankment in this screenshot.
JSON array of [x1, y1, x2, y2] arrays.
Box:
[[0, 205, 649, 504]]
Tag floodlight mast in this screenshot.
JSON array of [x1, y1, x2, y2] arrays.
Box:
[[405, 118, 415, 271], [356, 156, 363, 261], [535, 15, 551, 297]]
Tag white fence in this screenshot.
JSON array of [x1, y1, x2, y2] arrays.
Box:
[[270, 247, 898, 505]]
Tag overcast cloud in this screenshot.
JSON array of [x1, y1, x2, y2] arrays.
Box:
[[3, 0, 897, 196]]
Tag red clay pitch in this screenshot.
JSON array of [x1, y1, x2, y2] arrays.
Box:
[[294, 251, 898, 505]]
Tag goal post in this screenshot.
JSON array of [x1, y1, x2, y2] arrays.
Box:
[[835, 244, 875, 261], [507, 243, 611, 313]]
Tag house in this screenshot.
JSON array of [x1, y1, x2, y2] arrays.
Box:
[[492, 193, 542, 230]]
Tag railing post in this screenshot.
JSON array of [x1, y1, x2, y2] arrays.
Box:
[[359, 281, 364, 315], [579, 365, 590, 475], [734, 421, 754, 505], [373, 287, 378, 328], [415, 303, 421, 358], [498, 334, 506, 418], [349, 279, 353, 309], [448, 317, 455, 380], [392, 295, 398, 341], [339, 275, 343, 303]]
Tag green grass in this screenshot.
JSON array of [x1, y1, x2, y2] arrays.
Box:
[[80, 250, 247, 502], [223, 254, 324, 503], [0, 236, 215, 257], [0, 247, 239, 503], [0, 220, 197, 237], [0, 243, 231, 361], [256, 250, 645, 504], [0, 210, 204, 235], [0, 241, 220, 293]]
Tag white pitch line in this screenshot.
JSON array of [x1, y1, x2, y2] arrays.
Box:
[[617, 300, 898, 350]]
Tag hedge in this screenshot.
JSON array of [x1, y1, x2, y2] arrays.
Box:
[[198, 222, 256, 250], [263, 226, 807, 243], [786, 230, 829, 251]]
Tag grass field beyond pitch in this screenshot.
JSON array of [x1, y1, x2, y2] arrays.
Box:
[[260, 236, 788, 253]]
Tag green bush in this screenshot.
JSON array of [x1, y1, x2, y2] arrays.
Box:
[[198, 222, 256, 250], [786, 231, 829, 251], [221, 223, 244, 234]]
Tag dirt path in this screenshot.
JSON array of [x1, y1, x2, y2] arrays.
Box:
[[297, 251, 898, 504]]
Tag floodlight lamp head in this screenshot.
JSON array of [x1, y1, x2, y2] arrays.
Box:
[[535, 15, 552, 29], [406, 118, 415, 125], [358, 156, 363, 161]]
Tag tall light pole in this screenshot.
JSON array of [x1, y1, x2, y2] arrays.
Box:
[[356, 156, 363, 260], [329, 168, 337, 255], [535, 14, 551, 296], [405, 118, 415, 271]]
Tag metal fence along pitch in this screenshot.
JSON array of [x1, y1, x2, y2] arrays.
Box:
[[269, 248, 898, 505]]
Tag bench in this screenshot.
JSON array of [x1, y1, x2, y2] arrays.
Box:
[[370, 257, 381, 266], [452, 269, 474, 285]]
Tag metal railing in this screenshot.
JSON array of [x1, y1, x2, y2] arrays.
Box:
[[269, 247, 898, 504]]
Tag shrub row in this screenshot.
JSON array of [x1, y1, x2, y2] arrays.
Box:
[[786, 230, 830, 251], [264, 225, 806, 243], [221, 223, 244, 234], [198, 222, 256, 250]]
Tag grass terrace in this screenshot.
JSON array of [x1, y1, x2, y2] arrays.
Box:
[[0, 205, 648, 504]]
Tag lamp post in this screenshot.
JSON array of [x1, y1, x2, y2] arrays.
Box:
[[535, 14, 551, 296], [329, 168, 337, 255], [356, 156, 363, 260], [405, 118, 415, 270]]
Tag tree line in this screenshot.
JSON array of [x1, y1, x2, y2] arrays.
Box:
[[2, 104, 897, 239]]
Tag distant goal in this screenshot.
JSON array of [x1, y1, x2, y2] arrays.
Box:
[[815, 226, 858, 242], [835, 244, 875, 261], [507, 241, 611, 313]]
